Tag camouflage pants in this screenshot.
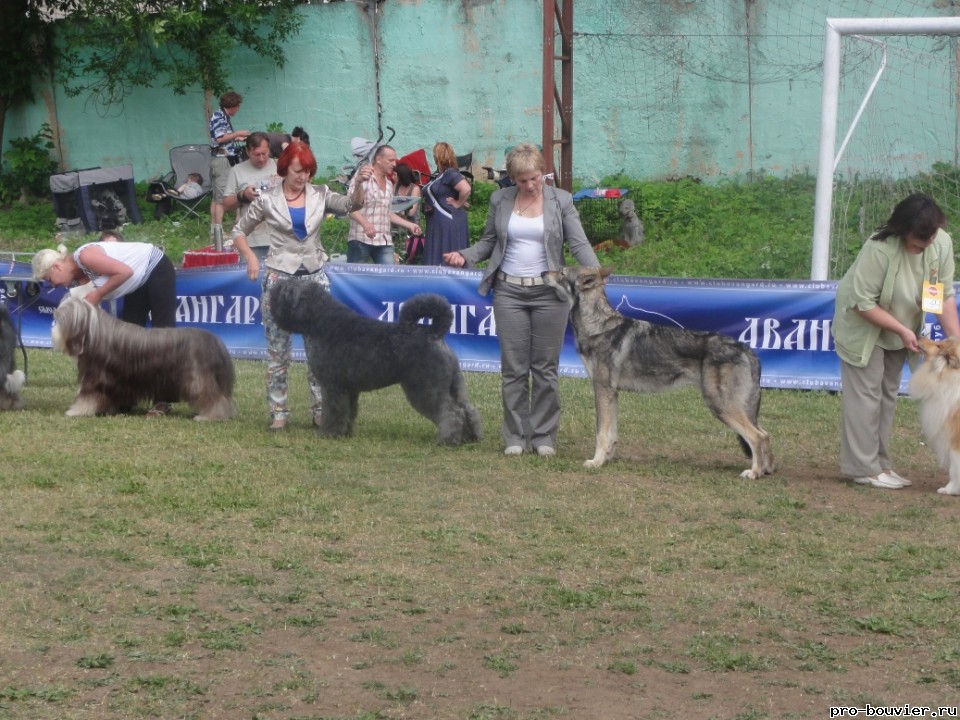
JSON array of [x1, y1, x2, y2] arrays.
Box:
[[261, 268, 329, 424]]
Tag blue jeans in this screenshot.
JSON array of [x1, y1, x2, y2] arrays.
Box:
[[347, 241, 395, 264]]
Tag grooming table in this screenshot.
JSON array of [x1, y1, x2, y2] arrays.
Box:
[[1, 255, 43, 340]]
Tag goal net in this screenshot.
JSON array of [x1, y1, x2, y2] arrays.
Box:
[[813, 17, 960, 279], [571, 2, 960, 279]]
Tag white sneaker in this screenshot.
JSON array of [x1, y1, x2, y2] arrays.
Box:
[[854, 473, 904, 489], [504, 446, 524, 456], [883, 470, 912, 487], [535, 446, 556, 457]]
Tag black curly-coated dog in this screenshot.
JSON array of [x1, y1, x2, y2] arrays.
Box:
[[269, 279, 482, 445], [1, 303, 26, 410]]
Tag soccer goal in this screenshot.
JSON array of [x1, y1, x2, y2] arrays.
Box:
[[812, 17, 960, 280]]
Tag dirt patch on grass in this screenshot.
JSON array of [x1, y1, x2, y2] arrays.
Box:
[[3, 372, 958, 719], [3, 461, 958, 719]]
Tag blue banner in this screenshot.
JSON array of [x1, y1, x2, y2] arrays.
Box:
[[3, 260, 954, 390]]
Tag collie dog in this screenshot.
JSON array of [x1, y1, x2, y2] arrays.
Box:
[[52, 295, 236, 420], [909, 337, 960, 495]]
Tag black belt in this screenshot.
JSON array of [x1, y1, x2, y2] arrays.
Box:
[[497, 271, 544, 287], [292, 266, 316, 277]]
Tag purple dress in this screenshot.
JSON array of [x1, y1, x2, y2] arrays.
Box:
[[423, 169, 469, 265]]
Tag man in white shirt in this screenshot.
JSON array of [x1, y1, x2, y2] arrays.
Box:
[[224, 132, 279, 260]]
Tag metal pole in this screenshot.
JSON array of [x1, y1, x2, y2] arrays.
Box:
[[810, 20, 841, 281], [542, 0, 556, 183], [559, 0, 573, 191]]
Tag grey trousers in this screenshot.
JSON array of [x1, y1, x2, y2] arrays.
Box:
[[493, 281, 570, 450], [839, 345, 907, 477]]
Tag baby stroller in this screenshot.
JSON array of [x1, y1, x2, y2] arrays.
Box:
[[333, 126, 417, 216], [334, 127, 422, 225], [335, 127, 393, 189], [332, 127, 426, 263]]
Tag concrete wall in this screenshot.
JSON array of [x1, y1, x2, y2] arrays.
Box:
[[2, 0, 956, 184]]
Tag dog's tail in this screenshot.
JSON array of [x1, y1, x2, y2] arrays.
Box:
[[4, 369, 25, 395], [399, 294, 453, 338]]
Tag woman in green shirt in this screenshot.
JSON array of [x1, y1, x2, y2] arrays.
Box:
[[832, 193, 960, 489]]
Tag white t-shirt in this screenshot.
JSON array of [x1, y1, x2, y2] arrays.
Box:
[[501, 213, 547, 277], [74, 242, 163, 301], [225, 159, 280, 248], [179, 181, 203, 199]]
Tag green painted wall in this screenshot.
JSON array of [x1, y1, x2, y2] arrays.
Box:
[[2, 0, 957, 185]]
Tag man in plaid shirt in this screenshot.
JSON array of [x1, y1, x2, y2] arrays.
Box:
[[347, 145, 421, 264]]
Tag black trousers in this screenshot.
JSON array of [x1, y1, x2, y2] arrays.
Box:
[[120, 256, 177, 328]]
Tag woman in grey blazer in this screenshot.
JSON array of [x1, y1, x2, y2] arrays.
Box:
[[444, 143, 599, 456], [232, 143, 371, 432]]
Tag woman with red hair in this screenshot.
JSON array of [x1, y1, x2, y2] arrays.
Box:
[[232, 143, 372, 432]]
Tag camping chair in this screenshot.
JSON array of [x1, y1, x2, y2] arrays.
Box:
[[148, 144, 212, 221], [456, 152, 474, 182]]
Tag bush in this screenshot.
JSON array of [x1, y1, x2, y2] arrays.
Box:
[[13, 170, 959, 281], [1, 123, 58, 205]]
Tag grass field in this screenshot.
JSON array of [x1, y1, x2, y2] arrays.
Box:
[[2, 349, 959, 719]]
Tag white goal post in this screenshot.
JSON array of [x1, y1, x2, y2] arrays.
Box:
[[812, 16, 960, 280]]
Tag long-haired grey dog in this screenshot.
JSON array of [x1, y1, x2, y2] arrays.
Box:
[[269, 279, 482, 445], [543, 266, 774, 478], [52, 295, 235, 420], [1, 303, 26, 410]]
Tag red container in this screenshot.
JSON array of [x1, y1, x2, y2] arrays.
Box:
[[182, 245, 240, 269]]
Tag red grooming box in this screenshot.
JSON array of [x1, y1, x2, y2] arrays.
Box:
[[182, 245, 240, 269]]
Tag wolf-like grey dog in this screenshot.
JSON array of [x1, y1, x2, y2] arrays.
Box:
[[543, 266, 774, 478], [269, 279, 482, 445]]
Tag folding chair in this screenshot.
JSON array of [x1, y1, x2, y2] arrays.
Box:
[[456, 152, 474, 182], [149, 144, 213, 221]]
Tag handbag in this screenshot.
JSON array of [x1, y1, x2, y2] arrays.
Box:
[[404, 233, 425, 264]]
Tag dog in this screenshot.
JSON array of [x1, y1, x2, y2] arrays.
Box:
[[52, 295, 235, 420], [90, 188, 129, 231], [1, 303, 26, 410], [908, 337, 960, 496], [616, 198, 644, 248], [269, 279, 482, 445], [542, 266, 774, 478]]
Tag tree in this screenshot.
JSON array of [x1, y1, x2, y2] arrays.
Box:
[[0, 0, 54, 173], [53, 0, 305, 111], [0, 1, 304, 172]]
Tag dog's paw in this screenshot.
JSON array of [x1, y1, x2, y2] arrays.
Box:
[[740, 468, 760, 480], [937, 485, 960, 496], [584, 457, 606, 468], [65, 407, 93, 417]]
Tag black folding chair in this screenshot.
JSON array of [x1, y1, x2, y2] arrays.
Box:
[[456, 152, 474, 182]]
